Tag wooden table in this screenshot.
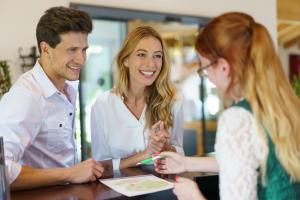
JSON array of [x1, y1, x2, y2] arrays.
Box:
[[11, 165, 218, 200]]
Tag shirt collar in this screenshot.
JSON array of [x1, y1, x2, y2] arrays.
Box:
[[32, 61, 78, 99], [113, 93, 147, 127]]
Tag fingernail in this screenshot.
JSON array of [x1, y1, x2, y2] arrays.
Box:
[[175, 176, 179, 182]]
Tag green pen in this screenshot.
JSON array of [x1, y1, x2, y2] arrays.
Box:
[[136, 155, 164, 165]]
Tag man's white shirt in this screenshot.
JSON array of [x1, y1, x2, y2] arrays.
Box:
[[0, 61, 78, 183]]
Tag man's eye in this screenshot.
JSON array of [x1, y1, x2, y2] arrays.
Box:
[[68, 48, 77, 52]]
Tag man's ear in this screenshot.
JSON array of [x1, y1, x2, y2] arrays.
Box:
[[218, 58, 231, 77], [40, 41, 51, 57]]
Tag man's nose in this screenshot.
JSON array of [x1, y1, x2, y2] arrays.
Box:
[[75, 51, 86, 65]]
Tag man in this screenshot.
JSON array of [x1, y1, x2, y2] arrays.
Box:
[[0, 6, 104, 190]]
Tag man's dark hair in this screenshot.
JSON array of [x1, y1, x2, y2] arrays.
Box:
[[36, 6, 93, 53]]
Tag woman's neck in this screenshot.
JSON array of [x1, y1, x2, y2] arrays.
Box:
[[123, 86, 146, 120], [126, 89, 145, 106], [125, 83, 146, 105], [229, 84, 244, 103]]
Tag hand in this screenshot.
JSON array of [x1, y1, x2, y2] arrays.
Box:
[[173, 177, 206, 200], [67, 158, 104, 183], [146, 121, 169, 155], [154, 151, 186, 174]]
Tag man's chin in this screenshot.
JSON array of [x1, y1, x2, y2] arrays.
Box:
[[66, 76, 80, 81]]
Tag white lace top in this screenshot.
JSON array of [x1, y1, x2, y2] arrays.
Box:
[[215, 107, 264, 200]]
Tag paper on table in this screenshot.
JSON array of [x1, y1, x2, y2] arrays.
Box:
[[99, 174, 174, 197]]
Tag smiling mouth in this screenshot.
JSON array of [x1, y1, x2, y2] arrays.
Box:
[[68, 66, 81, 72], [139, 70, 156, 77]]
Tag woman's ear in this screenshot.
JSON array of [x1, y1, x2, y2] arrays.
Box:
[[124, 59, 129, 67], [218, 58, 231, 77]]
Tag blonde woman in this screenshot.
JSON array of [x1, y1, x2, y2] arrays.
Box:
[[91, 26, 184, 171], [155, 12, 300, 200]]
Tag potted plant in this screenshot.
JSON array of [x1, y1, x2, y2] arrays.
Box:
[[0, 60, 12, 97], [292, 75, 300, 98]]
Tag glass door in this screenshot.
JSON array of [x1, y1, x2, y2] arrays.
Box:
[[78, 19, 126, 159]]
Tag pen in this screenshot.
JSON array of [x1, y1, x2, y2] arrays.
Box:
[[136, 155, 164, 165]]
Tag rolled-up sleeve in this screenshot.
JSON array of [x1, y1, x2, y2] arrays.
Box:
[[0, 87, 41, 184], [5, 160, 22, 184]]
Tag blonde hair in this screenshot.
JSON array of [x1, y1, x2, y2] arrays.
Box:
[[196, 12, 300, 182], [113, 26, 176, 129]]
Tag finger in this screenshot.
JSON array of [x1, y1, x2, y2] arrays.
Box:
[[151, 121, 161, 132], [158, 136, 167, 144], [148, 146, 161, 155], [156, 168, 167, 174], [94, 162, 105, 173], [157, 164, 166, 171], [155, 163, 169, 173], [93, 168, 103, 178], [154, 158, 164, 169], [162, 131, 170, 139], [90, 174, 97, 182], [154, 156, 165, 163], [150, 139, 165, 146], [157, 159, 166, 165], [159, 121, 164, 131], [152, 134, 161, 142], [149, 133, 161, 142], [94, 165, 104, 176], [150, 143, 164, 152], [149, 140, 164, 150], [155, 162, 166, 170], [154, 133, 167, 142], [152, 120, 161, 128]]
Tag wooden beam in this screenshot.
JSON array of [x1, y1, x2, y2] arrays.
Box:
[[278, 24, 299, 38], [279, 25, 300, 46], [279, 25, 300, 43], [278, 0, 300, 21], [283, 36, 300, 48], [277, 23, 290, 32]]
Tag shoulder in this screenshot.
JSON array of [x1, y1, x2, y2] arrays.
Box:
[[217, 106, 257, 147], [0, 75, 43, 116], [172, 95, 184, 114], [218, 106, 254, 129], [92, 90, 120, 109], [3, 72, 41, 104], [14, 70, 41, 95], [216, 106, 263, 159]]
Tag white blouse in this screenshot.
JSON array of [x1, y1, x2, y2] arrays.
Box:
[[215, 107, 264, 200], [90, 90, 184, 170]]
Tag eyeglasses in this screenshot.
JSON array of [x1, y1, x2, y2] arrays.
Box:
[[197, 60, 217, 77]]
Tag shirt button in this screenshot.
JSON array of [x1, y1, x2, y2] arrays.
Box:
[[59, 124, 63, 127], [69, 113, 73, 116]]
